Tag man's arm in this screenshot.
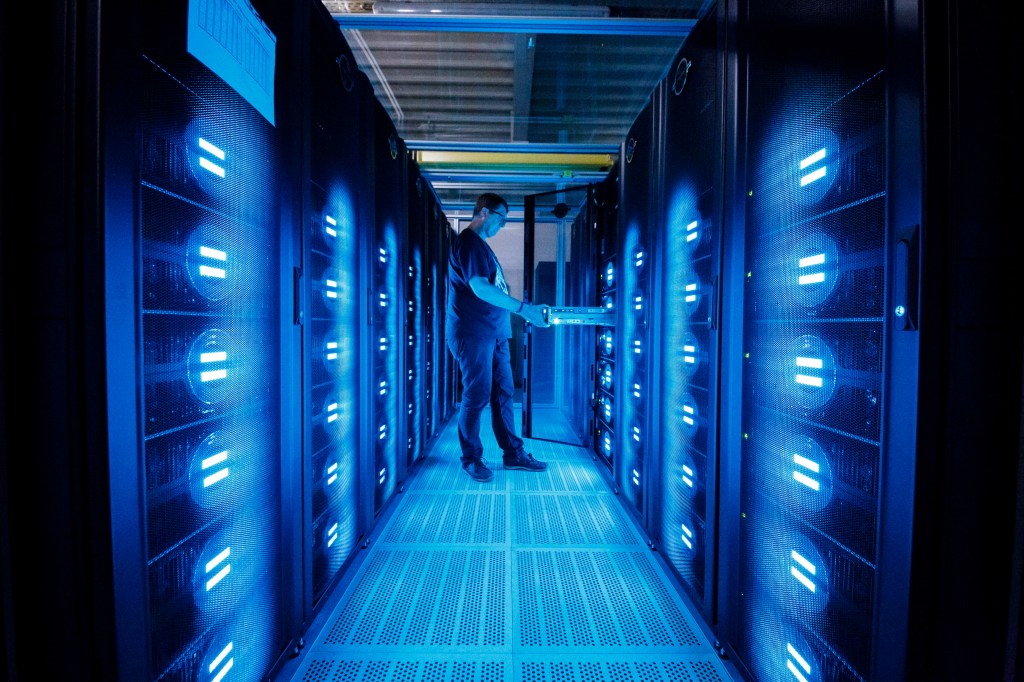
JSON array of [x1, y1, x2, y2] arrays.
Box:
[[467, 275, 550, 327]]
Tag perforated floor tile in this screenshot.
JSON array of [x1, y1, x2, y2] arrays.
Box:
[[516, 655, 730, 682], [382, 493, 507, 545], [298, 654, 511, 682], [512, 495, 641, 546], [319, 548, 510, 652], [280, 408, 740, 682], [514, 549, 702, 651]]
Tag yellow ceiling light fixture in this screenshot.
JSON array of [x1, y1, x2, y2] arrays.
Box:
[[415, 150, 615, 173]]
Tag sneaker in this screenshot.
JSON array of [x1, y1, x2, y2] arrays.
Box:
[[463, 458, 494, 482], [503, 451, 547, 471]]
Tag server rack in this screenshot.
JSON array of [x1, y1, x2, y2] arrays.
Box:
[[368, 100, 404, 514], [722, 1, 891, 679], [654, 7, 724, 618], [617, 99, 659, 520], [437, 210, 459, 425], [305, 2, 371, 608], [424, 186, 452, 442], [404, 158, 427, 473], [593, 168, 621, 470], [566, 191, 599, 448], [106, 1, 293, 678]]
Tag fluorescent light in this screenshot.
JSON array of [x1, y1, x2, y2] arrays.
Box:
[[210, 643, 233, 673], [793, 471, 820, 491], [199, 265, 226, 279], [790, 549, 816, 574], [202, 450, 229, 469], [206, 547, 230, 573], [204, 468, 229, 487], [793, 453, 820, 472], [786, 660, 810, 682], [200, 246, 227, 261], [198, 138, 226, 160], [799, 148, 826, 169], [211, 658, 234, 682], [800, 166, 826, 186], [788, 643, 812, 673], [198, 157, 225, 178], [790, 566, 816, 592], [799, 272, 825, 285]]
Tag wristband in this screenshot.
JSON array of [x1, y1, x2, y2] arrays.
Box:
[[517, 300, 525, 313]]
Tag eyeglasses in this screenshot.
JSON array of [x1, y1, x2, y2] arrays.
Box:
[[492, 211, 507, 225]]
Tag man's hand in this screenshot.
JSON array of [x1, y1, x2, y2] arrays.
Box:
[[520, 302, 550, 328]]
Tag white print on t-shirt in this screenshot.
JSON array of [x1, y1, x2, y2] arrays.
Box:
[[492, 252, 509, 295]]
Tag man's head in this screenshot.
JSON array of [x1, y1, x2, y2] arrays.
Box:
[[471, 192, 509, 238]]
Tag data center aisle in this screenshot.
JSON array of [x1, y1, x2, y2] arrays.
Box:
[[284, 409, 740, 682]]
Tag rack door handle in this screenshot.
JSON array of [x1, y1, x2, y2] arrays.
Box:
[[893, 225, 919, 331]]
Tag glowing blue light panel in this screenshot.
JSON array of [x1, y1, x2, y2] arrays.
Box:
[[138, 41, 284, 679], [738, 17, 887, 677]]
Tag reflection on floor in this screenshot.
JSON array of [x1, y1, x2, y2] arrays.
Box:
[[283, 407, 739, 682], [525, 405, 587, 446]]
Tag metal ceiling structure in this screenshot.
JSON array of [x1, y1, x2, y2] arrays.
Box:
[[323, 0, 712, 213]]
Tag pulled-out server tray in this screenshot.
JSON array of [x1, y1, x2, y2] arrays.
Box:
[[542, 306, 616, 326]]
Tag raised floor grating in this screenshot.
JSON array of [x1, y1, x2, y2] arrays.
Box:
[[298, 655, 725, 682], [516, 550, 701, 650], [282, 406, 739, 682], [512, 495, 638, 545], [383, 493, 507, 545], [322, 548, 509, 650]]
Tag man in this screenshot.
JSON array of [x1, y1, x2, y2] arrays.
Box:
[[446, 192, 551, 482]]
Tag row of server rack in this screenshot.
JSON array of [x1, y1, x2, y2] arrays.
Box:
[[2, 0, 1021, 681], [525, 2, 1020, 682], [4, 0, 463, 680]]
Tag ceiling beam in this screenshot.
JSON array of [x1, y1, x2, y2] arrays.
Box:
[[405, 140, 619, 154], [511, 34, 535, 142], [423, 171, 609, 184], [332, 14, 695, 36]]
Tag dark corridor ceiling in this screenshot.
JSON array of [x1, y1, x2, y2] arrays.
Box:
[[321, 0, 713, 213]]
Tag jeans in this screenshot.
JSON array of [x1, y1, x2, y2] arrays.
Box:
[[446, 335, 525, 464]]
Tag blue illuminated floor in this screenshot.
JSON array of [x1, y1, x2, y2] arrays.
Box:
[[282, 408, 741, 682]]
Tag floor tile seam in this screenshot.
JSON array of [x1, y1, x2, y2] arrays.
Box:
[[508, 543, 648, 550], [402, 489, 612, 494], [371, 542, 513, 549], [306, 645, 515, 655], [507, 647, 724, 655], [360, 543, 650, 551], [301, 651, 513, 656], [307, 644, 720, 655], [396, 489, 614, 496], [509, 489, 614, 496], [506, 644, 724, 655]]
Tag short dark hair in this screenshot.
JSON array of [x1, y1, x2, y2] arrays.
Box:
[[473, 192, 508, 217]]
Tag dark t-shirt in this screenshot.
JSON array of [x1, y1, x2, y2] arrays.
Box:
[[446, 228, 512, 339]]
